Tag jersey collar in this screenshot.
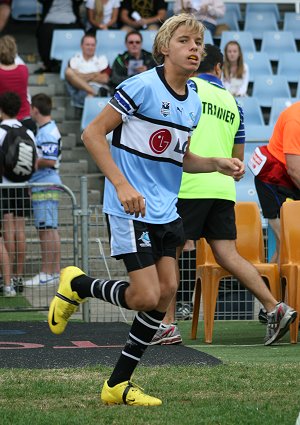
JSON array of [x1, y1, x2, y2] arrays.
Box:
[[197, 73, 224, 89]]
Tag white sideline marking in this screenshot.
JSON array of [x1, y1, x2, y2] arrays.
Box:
[[188, 343, 291, 348]]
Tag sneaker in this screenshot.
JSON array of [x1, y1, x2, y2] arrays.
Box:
[[24, 272, 58, 287], [12, 277, 24, 293], [150, 323, 182, 345], [264, 302, 297, 346], [101, 380, 162, 406], [258, 308, 268, 324], [175, 302, 193, 321], [3, 284, 16, 297], [48, 266, 86, 335]]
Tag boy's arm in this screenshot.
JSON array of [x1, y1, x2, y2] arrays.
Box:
[[82, 104, 146, 217]]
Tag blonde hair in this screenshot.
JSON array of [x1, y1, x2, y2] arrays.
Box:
[[0, 35, 17, 65], [94, 0, 104, 24], [153, 13, 205, 65], [223, 41, 245, 80]]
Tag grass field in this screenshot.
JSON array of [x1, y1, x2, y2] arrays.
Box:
[[0, 314, 300, 425]]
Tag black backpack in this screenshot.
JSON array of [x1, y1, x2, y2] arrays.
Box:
[[0, 124, 37, 182]]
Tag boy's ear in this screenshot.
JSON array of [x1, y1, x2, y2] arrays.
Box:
[[161, 46, 169, 56]]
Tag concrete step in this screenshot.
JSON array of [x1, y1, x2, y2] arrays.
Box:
[[62, 134, 77, 149], [61, 173, 104, 192], [60, 159, 88, 175], [58, 120, 81, 136], [62, 147, 99, 173], [30, 84, 56, 97]]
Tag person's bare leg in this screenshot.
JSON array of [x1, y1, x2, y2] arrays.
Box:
[[3, 213, 16, 273], [0, 238, 11, 287], [210, 239, 278, 312], [14, 217, 26, 277], [65, 68, 94, 95], [268, 218, 280, 264], [0, 4, 11, 32]]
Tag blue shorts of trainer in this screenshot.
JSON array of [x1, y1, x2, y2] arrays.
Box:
[[107, 215, 185, 273], [32, 199, 59, 229], [176, 198, 237, 241]]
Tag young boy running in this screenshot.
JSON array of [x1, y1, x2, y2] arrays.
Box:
[[48, 14, 245, 406]]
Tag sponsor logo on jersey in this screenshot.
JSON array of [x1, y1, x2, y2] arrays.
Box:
[[149, 129, 172, 154]]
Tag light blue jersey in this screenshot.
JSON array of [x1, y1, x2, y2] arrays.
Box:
[[30, 120, 62, 191], [103, 66, 202, 224]]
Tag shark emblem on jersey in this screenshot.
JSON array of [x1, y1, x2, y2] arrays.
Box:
[[161, 101, 171, 117], [138, 231, 151, 248]]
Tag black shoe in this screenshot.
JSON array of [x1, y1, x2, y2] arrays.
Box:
[[12, 277, 24, 293], [258, 308, 268, 324]]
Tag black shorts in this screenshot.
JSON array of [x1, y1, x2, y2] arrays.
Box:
[[255, 177, 300, 219], [176, 198, 236, 241], [107, 215, 185, 273], [1, 187, 31, 218]]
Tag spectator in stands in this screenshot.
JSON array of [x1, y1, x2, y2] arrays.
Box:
[[249, 101, 300, 265], [120, 0, 167, 32], [0, 92, 36, 294], [85, 0, 120, 33], [65, 33, 111, 108], [222, 40, 249, 97], [0, 35, 36, 133], [24, 93, 62, 287], [0, 0, 11, 33], [151, 44, 296, 346], [109, 30, 156, 91], [35, 0, 83, 74], [173, 0, 225, 36]]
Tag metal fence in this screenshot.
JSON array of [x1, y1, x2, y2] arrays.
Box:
[[0, 177, 271, 322]]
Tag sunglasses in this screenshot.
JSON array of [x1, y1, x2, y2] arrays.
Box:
[[127, 40, 141, 44]]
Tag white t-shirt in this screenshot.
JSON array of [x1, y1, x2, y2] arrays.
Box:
[[44, 0, 77, 24], [86, 0, 120, 25], [69, 52, 109, 73]]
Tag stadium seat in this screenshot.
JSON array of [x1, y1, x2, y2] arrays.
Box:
[[283, 12, 300, 40], [50, 29, 84, 61], [244, 12, 278, 40], [217, 12, 239, 32], [245, 3, 280, 22], [203, 29, 214, 45], [244, 52, 272, 82], [81, 96, 111, 130], [224, 3, 242, 21], [235, 97, 264, 126], [244, 125, 272, 143], [191, 202, 281, 343], [11, 0, 42, 21], [261, 31, 297, 62], [277, 52, 300, 83], [219, 31, 256, 53], [296, 77, 300, 98], [269, 98, 297, 126], [140, 30, 157, 52], [96, 30, 127, 55], [252, 75, 291, 108], [280, 201, 300, 343]]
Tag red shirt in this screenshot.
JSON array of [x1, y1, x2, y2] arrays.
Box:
[[0, 65, 31, 120]]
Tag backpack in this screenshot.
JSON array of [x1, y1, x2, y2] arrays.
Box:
[[0, 124, 37, 182]]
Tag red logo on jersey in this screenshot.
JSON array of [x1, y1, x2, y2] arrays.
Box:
[[149, 129, 172, 154]]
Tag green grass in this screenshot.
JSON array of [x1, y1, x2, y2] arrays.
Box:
[[1, 320, 300, 424]]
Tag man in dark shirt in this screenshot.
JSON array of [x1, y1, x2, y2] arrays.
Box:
[[109, 30, 156, 91]]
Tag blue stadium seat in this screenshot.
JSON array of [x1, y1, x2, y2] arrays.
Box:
[[235, 142, 264, 204], [283, 12, 300, 40], [244, 52, 272, 82], [244, 125, 272, 143], [204, 29, 214, 45], [11, 0, 42, 21], [224, 3, 242, 21], [277, 52, 300, 83], [81, 97, 111, 130], [235, 97, 264, 126], [50, 29, 84, 61], [96, 30, 127, 55], [252, 75, 291, 108], [60, 57, 70, 80], [261, 31, 297, 61], [217, 12, 239, 32], [140, 30, 157, 52], [245, 3, 280, 22], [244, 12, 278, 40], [219, 31, 256, 53], [269, 97, 296, 126]]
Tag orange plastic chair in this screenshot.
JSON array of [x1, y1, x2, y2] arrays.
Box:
[[191, 202, 281, 343], [280, 201, 300, 343]]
